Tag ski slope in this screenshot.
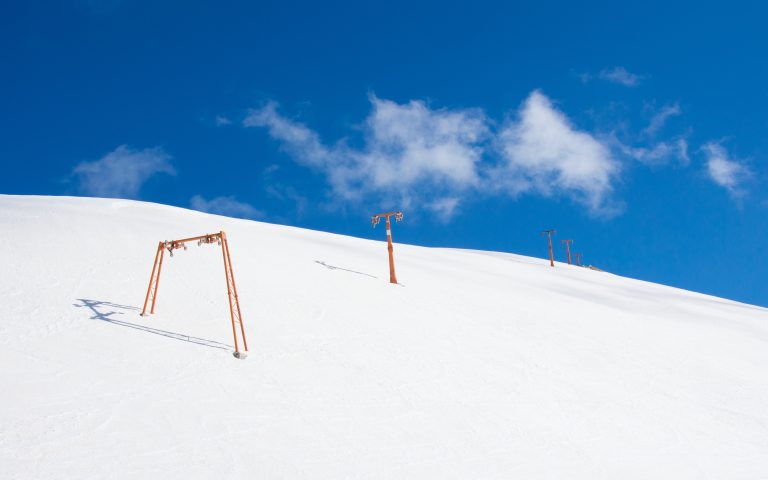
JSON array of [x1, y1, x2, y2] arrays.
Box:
[[1, 194, 767, 479]]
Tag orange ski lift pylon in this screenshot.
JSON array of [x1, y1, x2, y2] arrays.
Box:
[[540, 229, 556, 267], [561, 239, 574, 265], [372, 211, 404, 284], [140, 231, 249, 359]]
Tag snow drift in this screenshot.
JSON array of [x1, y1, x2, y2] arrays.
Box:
[[1, 195, 767, 479]]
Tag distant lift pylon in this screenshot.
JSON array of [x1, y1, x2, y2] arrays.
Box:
[[140, 231, 249, 359]]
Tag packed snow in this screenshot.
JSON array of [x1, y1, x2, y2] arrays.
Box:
[[1, 195, 767, 479]]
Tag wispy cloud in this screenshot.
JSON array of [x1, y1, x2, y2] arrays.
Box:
[[214, 115, 232, 126], [590, 100, 689, 167], [620, 137, 689, 167], [427, 197, 461, 221], [644, 102, 681, 137], [245, 91, 625, 219], [244, 101, 335, 169], [494, 91, 622, 216], [265, 184, 308, 216], [190, 195, 263, 219], [580, 66, 644, 87], [72, 145, 175, 198], [702, 142, 751, 197]]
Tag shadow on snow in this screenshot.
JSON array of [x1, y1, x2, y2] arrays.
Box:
[[73, 298, 232, 351], [315, 260, 377, 279]]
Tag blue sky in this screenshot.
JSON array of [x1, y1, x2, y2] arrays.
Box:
[[2, 0, 767, 306]]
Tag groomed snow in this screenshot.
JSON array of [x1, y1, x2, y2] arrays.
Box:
[[1, 195, 767, 479]]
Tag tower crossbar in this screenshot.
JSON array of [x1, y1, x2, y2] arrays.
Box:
[[140, 231, 249, 359]]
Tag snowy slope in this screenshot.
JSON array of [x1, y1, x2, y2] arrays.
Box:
[[1, 194, 767, 479]]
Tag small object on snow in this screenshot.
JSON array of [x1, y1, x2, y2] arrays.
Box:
[[233, 351, 248, 359]]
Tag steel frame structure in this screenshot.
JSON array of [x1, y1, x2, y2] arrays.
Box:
[[141, 231, 248, 359], [541, 229, 556, 267], [561, 239, 574, 265], [372, 211, 404, 284]]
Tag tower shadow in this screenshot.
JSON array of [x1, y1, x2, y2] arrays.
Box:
[[74, 299, 232, 351], [315, 260, 377, 278]]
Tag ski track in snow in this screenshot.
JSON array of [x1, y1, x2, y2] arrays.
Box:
[[1, 194, 767, 479]]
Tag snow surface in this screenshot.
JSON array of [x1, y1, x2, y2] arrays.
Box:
[[1, 194, 767, 479]]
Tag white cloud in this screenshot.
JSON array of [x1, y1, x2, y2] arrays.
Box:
[[426, 197, 461, 222], [601, 67, 642, 86], [190, 195, 263, 219], [581, 67, 643, 87], [361, 95, 487, 190], [245, 91, 629, 219], [702, 142, 750, 196], [494, 91, 622, 216], [244, 96, 489, 219], [620, 137, 689, 166], [72, 145, 174, 198], [676, 137, 690, 164], [214, 115, 232, 126], [601, 102, 688, 167], [644, 103, 681, 137], [244, 101, 334, 169]]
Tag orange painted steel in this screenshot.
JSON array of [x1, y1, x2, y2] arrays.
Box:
[[141, 241, 164, 315], [372, 211, 404, 284], [152, 245, 165, 313], [220, 232, 248, 356], [140, 231, 248, 358], [540, 229, 556, 267], [561, 239, 574, 265]]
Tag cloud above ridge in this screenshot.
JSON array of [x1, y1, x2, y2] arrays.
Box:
[[494, 91, 621, 216], [245, 91, 636, 219], [190, 195, 263, 219], [702, 142, 751, 197], [245, 96, 489, 218], [72, 145, 175, 198]]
